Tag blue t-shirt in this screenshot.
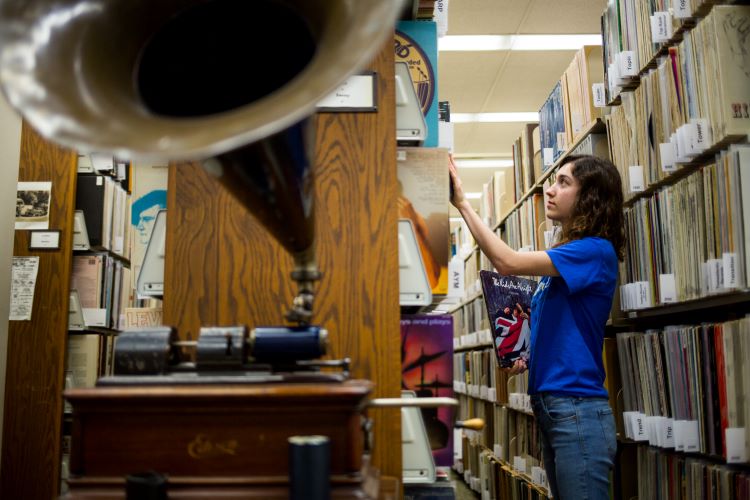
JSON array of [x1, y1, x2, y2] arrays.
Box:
[[528, 237, 617, 398]]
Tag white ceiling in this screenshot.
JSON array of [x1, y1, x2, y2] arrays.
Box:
[[439, 0, 607, 214]]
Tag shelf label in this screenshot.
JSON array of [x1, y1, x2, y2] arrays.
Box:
[[659, 274, 677, 304], [707, 259, 723, 293], [692, 119, 711, 153], [723, 253, 737, 289], [673, 420, 686, 451], [646, 416, 660, 445], [638, 281, 652, 308], [513, 456, 526, 473], [684, 420, 699, 453], [662, 418, 675, 449], [674, 0, 692, 19], [650, 12, 673, 43], [635, 413, 649, 441], [618, 51, 637, 77], [726, 428, 747, 463], [629, 165, 645, 192], [592, 83, 606, 107], [480, 385, 488, 400], [543, 148, 554, 166], [659, 143, 677, 173], [493, 444, 502, 460], [487, 387, 497, 402]]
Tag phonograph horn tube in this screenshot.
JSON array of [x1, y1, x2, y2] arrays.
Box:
[[0, 0, 405, 323]]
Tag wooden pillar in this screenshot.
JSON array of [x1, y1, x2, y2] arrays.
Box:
[[164, 39, 401, 478], [0, 123, 77, 499]]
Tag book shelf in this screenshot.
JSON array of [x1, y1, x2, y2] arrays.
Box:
[[451, 4, 750, 493]]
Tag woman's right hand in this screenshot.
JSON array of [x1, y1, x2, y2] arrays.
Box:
[[448, 154, 467, 208]]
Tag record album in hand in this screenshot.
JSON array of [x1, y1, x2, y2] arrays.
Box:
[[479, 270, 538, 368]]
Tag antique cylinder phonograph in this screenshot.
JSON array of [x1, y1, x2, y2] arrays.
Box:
[[0, 0, 415, 497]]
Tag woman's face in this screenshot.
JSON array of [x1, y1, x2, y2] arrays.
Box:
[[545, 162, 580, 223]]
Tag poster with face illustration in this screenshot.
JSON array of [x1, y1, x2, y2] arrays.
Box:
[[130, 164, 168, 296]]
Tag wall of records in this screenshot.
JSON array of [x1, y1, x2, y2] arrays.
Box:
[[444, 3, 750, 498]]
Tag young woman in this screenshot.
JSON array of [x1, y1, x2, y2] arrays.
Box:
[[449, 154, 625, 500]]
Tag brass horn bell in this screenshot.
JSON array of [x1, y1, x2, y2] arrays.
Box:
[[0, 0, 404, 323]]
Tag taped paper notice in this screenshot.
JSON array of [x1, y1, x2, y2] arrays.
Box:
[[9, 256, 40, 321]]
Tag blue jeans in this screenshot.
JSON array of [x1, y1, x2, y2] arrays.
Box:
[[530, 394, 616, 500]]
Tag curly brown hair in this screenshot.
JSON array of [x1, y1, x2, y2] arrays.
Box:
[[557, 155, 626, 261]]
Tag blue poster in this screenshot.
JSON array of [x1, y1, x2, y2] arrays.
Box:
[[396, 21, 438, 147]]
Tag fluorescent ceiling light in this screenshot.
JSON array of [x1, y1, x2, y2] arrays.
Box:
[[453, 159, 514, 168], [439, 34, 602, 52], [465, 192, 483, 200], [450, 217, 464, 222], [451, 112, 539, 123]]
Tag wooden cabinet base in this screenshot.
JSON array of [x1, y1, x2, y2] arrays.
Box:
[[64, 380, 377, 499]]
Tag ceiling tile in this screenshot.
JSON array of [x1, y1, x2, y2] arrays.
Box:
[[482, 51, 579, 111], [438, 52, 507, 112]]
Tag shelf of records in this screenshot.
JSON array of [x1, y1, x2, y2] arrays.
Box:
[[632, 445, 750, 500], [69, 252, 134, 331], [452, 348, 535, 417], [605, 4, 750, 200], [618, 145, 750, 311], [454, 394, 549, 499], [63, 332, 117, 400], [614, 317, 750, 465], [453, 120, 609, 267], [73, 176, 132, 261], [602, 0, 742, 103]]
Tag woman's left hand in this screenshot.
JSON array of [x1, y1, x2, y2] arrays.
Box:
[[503, 359, 527, 375]]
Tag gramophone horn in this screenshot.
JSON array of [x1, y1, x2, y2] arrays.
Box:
[[0, 0, 404, 323]]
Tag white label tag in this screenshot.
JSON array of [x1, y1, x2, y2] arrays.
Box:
[[543, 148, 554, 166], [633, 413, 649, 441], [531, 466, 544, 487], [684, 420, 700, 453], [480, 386, 488, 400], [493, 444, 502, 459], [636, 281, 652, 309], [543, 230, 554, 249], [618, 51, 637, 76], [659, 274, 677, 303], [448, 257, 465, 297], [623, 411, 634, 439], [513, 456, 526, 473], [659, 143, 677, 172], [708, 259, 723, 293], [677, 125, 695, 160], [453, 380, 460, 392], [725, 428, 747, 463], [487, 388, 496, 402], [82, 308, 107, 327], [693, 119, 710, 152], [662, 418, 675, 448], [673, 420, 686, 452], [650, 12, 672, 43], [674, 0, 692, 19], [723, 253, 738, 289], [592, 83, 606, 107], [454, 429, 464, 459], [629, 166, 645, 192], [646, 416, 658, 445]]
